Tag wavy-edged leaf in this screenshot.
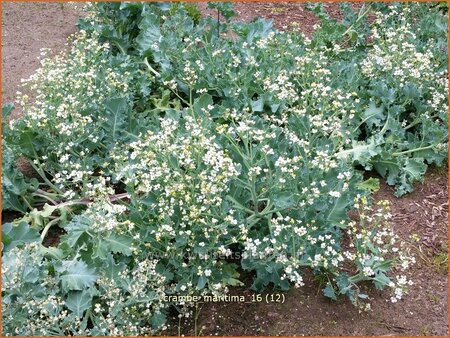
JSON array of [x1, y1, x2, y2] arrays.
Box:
[[66, 290, 93, 317], [363, 102, 385, 128], [136, 12, 161, 54], [104, 97, 128, 141], [59, 260, 97, 291], [104, 254, 126, 280], [62, 215, 91, 248], [326, 194, 351, 226], [323, 283, 337, 300], [104, 234, 133, 256], [2, 221, 40, 252]]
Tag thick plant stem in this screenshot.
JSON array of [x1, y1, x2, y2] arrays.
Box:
[[29, 162, 64, 195], [144, 57, 160, 77], [32, 192, 58, 205], [40, 218, 60, 240], [226, 195, 255, 215], [392, 144, 436, 156], [56, 192, 131, 208], [21, 196, 33, 210], [405, 114, 439, 131]]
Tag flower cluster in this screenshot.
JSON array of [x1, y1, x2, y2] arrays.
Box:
[[8, 29, 136, 204], [15, 30, 129, 131], [361, 11, 442, 89], [114, 116, 239, 211], [91, 258, 169, 336], [337, 197, 415, 306], [3, 2, 444, 335], [2, 243, 84, 336]]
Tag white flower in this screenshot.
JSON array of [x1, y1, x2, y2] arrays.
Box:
[[329, 191, 341, 198]]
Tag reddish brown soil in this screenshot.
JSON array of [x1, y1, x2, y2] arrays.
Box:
[[2, 2, 448, 336], [199, 1, 320, 35], [198, 1, 365, 36]]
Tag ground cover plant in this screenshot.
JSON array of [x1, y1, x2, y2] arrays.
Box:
[[1, 2, 448, 336]]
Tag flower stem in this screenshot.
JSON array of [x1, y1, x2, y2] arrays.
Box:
[[392, 144, 436, 156]]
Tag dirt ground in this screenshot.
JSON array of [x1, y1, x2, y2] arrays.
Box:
[[1, 2, 81, 118], [1, 2, 448, 336]]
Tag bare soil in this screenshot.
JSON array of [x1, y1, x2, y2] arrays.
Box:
[[1, 2, 81, 118], [1, 2, 448, 336], [198, 1, 364, 36]]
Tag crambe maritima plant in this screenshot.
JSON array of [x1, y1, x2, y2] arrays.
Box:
[[2, 1, 446, 335]]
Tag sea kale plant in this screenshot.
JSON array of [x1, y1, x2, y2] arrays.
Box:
[[1, 2, 446, 335]]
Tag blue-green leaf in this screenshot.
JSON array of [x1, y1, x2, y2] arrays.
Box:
[[2, 103, 14, 120], [2, 222, 40, 252], [66, 290, 93, 317], [136, 13, 161, 54], [104, 97, 128, 141], [59, 260, 97, 291], [273, 192, 295, 209], [363, 102, 385, 128], [323, 283, 337, 300], [104, 234, 133, 256]]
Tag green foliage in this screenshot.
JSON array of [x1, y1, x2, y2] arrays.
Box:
[[207, 2, 236, 21], [2, 221, 40, 252], [170, 2, 202, 24], [58, 260, 97, 291], [66, 290, 93, 317], [430, 1, 448, 13], [2, 1, 446, 335], [2, 104, 39, 213], [2, 139, 39, 213]]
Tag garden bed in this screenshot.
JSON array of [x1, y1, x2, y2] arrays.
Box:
[[1, 2, 448, 336]]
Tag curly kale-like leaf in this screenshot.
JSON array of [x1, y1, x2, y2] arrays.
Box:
[[373, 156, 428, 196]]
